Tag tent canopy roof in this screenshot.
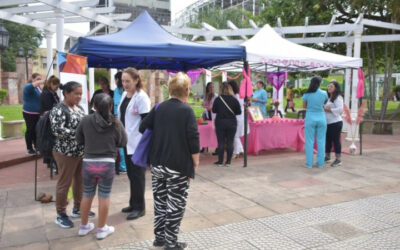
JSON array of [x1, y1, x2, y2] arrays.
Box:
[[70, 11, 246, 70], [214, 24, 362, 72]]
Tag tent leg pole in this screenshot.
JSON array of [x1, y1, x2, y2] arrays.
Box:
[[243, 60, 249, 168], [34, 152, 38, 201]]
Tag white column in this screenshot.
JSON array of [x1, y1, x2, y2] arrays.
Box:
[[278, 86, 284, 114], [110, 68, 117, 90], [222, 71, 227, 82], [376, 83, 380, 101], [343, 41, 353, 133], [89, 68, 95, 102], [56, 9, 64, 77], [0, 115, 3, 141], [344, 41, 353, 108], [205, 69, 212, 83], [45, 32, 53, 78], [347, 29, 362, 141]]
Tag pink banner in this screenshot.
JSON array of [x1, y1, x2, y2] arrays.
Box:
[[239, 66, 253, 98], [356, 68, 365, 99]]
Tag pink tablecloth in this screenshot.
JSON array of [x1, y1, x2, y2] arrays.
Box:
[[247, 118, 305, 155], [198, 122, 218, 148], [198, 118, 305, 155]]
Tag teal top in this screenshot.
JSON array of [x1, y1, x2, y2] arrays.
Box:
[[302, 89, 328, 114], [252, 88, 268, 117], [114, 87, 124, 115]]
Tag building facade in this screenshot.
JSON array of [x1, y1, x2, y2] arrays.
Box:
[[91, 0, 170, 35], [173, 0, 264, 27]]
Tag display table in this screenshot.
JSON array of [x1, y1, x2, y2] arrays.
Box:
[[198, 122, 218, 148], [198, 118, 305, 155], [247, 118, 305, 155]]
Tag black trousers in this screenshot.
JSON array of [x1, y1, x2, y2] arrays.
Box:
[[23, 112, 40, 151], [215, 118, 237, 164], [124, 147, 146, 211], [325, 121, 343, 156], [151, 165, 189, 248], [285, 99, 295, 112]]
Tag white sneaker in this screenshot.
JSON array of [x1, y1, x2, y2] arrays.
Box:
[[96, 225, 115, 240], [78, 222, 94, 236]]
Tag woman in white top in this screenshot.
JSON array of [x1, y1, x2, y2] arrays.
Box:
[[324, 81, 344, 167], [118, 68, 151, 220], [228, 80, 248, 158]]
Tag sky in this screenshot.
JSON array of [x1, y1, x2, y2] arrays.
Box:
[[40, 0, 198, 48]]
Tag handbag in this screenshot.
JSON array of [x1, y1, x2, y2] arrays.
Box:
[[219, 96, 235, 115], [131, 103, 160, 168]]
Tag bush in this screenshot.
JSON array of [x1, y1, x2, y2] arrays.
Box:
[[293, 88, 301, 96], [266, 86, 273, 94], [0, 89, 8, 104], [300, 87, 308, 95], [392, 85, 400, 93]]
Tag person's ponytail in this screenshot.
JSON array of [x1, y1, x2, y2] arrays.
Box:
[[93, 93, 113, 123]]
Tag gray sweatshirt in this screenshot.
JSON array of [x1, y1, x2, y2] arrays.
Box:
[[76, 112, 127, 159]]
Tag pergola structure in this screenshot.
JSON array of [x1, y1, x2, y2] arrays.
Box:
[[0, 0, 130, 77]]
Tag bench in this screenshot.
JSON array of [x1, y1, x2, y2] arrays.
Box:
[[2, 120, 24, 138]]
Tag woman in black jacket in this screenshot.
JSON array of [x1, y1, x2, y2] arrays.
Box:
[[212, 82, 241, 167], [40, 75, 60, 114], [139, 72, 199, 250], [39, 75, 60, 171]]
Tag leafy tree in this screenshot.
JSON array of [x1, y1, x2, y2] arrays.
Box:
[[1, 21, 43, 72]]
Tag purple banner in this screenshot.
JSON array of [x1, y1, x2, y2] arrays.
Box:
[[167, 69, 202, 85], [266, 72, 287, 98]]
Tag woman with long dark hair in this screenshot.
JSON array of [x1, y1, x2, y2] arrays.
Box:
[[202, 82, 217, 120], [324, 81, 344, 167], [302, 77, 328, 168], [76, 93, 127, 239]]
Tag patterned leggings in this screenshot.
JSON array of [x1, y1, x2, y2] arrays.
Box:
[[151, 165, 189, 248], [82, 159, 115, 198]]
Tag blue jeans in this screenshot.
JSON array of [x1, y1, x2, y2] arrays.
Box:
[[305, 115, 327, 167]]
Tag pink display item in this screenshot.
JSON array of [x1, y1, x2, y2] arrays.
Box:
[[266, 72, 287, 98], [356, 68, 365, 99], [239, 66, 254, 99], [167, 69, 203, 85]]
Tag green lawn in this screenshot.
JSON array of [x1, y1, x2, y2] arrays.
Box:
[[0, 105, 26, 135]]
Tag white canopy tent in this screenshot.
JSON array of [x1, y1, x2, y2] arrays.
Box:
[[215, 24, 362, 72], [213, 24, 363, 118]]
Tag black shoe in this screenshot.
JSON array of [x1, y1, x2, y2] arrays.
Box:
[[165, 242, 187, 250], [331, 159, 342, 167], [224, 162, 231, 167], [27, 149, 36, 155], [121, 206, 134, 213], [126, 210, 145, 220], [153, 239, 165, 247], [214, 161, 223, 167], [212, 152, 218, 156]]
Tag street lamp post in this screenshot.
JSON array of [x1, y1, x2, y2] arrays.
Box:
[[18, 46, 33, 81], [0, 21, 9, 141]]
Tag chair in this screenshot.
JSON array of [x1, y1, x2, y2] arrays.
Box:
[[297, 110, 306, 119], [268, 110, 283, 118]]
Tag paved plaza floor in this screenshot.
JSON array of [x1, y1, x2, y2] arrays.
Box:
[[0, 134, 400, 249]]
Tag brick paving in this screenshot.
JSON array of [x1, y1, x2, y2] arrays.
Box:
[[0, 134, 400, 249]]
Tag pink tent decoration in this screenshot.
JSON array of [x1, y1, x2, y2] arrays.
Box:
[[356, 68, 365, 99], [239, 66, 253, 98], [167, 69, 203, 85], [266, 72, 287, 98]]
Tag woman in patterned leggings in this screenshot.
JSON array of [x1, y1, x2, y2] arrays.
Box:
[[76, 93, 127, 240], [140, 73, 200, 250]]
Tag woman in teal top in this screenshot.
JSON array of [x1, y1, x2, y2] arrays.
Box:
[[302, 77, 328, 168], [113, 72, 127, 173], [251, 81, 268, 117]]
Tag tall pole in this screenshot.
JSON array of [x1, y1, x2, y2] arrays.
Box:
[[243, 60, 249, 168], [56, 9, 64, 77], [25, 56, 29, 81], [45, 31, 53, 78], [343, 41, 353, 133]]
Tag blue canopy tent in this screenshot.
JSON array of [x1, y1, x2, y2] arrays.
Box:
[[70, 11, 250, 167], [70, 11, 246, 71]]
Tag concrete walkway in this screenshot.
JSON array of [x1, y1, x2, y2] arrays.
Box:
[[0, 134, 400, 249]]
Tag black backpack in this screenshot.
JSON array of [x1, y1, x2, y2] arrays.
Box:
[[36, 103, 82, 158]]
